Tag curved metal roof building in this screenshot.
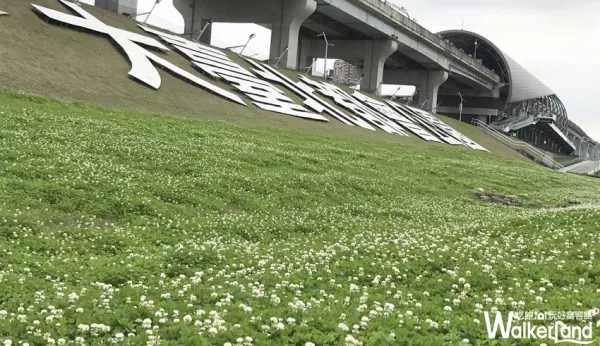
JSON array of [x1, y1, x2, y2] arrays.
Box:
[[437, 30, 575, 153]]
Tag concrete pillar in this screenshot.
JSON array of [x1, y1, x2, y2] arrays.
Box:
[[174, 0, 315, 67], [361, 39, 398, 94], [117, 0, 138, 15], [384, 69, 448, 113], [270, 0, 317, 69]]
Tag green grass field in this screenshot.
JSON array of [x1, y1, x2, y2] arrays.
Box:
[[1, 1, 600, 345], [1, 90, 599, 345]]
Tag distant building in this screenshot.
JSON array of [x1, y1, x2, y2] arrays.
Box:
[[332, 60, 360, 86]]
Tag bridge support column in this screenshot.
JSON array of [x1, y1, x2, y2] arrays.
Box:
[[174, 0, 315, 68], [270, 0, 317, 69], [360, 39, 398, 94], [573, 137, 581, 157], [384, 69, 448, 113]]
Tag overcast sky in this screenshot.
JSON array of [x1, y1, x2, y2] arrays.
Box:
[[130, 0, 600, 140]]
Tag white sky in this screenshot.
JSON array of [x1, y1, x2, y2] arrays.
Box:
[[97, 0, 600, 140]]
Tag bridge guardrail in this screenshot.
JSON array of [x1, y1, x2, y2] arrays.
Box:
[[354, 0, 500, 83], [472, 119, 565, 170]]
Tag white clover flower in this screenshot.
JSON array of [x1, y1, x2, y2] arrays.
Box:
[[444, 306, 452, 312], [183, 315, 192, 323], [305, 343, 316, 346], [344, 334, 363, 346], [338, 322, 349, 331], [579, 278, 585, 285]]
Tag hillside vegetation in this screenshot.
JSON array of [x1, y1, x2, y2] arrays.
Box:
[[0, 0, 527, 161], [1, 90, 599, 345], [2, 1, 600, 345]]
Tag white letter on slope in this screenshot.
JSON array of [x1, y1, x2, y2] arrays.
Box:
[[31, 0, 245, 105], [138, 26, 327, 122]]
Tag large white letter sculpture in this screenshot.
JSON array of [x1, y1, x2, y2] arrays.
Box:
[[385, 101, 488, 151], [296, 76, 487, 151], [351, 91, 442, 143], [138, 26, 327, 121], [298, 76, 410, 136], [0, 11, 8, 16], [31, 0, 245, 105], [246, 60, 375, 130], [32, 0, 487, 151]]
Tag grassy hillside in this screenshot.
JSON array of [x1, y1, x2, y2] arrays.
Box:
[[0, 0, 531, 163], [1, 90, 600, 345]]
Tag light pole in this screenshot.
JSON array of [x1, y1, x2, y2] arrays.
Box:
[[391, 85, 402, 99], [226, 34, 256, 56], [317, 32, 334, 78], [400, 6, 410, 19], [458, 92, 464, 122], [273, 46, 289, 67], [353, 74, 365, 90], [473, 39, 478, 59], [239, 33, 255, 56], [128, 0, 161, 24], [194, 19, 213, 43], [304, 58, 317, 75]]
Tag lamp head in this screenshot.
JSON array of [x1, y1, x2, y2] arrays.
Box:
[[249, 34, 256, 39]]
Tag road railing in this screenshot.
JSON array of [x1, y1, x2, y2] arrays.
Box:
[[472, 119, 565, 170]]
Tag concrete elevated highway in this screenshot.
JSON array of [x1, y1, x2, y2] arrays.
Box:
[[170, 0, 501, 113], [96, 0, 597, 160]]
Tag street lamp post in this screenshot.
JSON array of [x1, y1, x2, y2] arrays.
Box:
[[273, 46, 289, 68], [353, 74, 365, 90], [473, 39, 478, 60], [226, 34, 256, 56], [194, 19, 213, 43], [317, 32, 334, 78], [239, 33, 255, 56], [391, 86, 402, 100], [458, 92, 464, 122], [128, 0, 161, 25], [304, 58, 317, 75]]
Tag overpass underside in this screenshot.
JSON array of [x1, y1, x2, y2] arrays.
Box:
[[167, 0, 499, 113]]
